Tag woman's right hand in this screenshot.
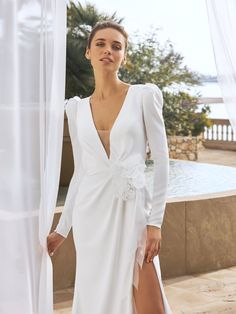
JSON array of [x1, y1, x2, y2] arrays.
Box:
[[47, 231, 65, 257]]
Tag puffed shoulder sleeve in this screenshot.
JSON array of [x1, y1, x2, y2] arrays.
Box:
[[142, 83, 169, 228], [54, 96, 81, 238]]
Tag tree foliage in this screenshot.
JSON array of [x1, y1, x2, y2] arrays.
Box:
[[119, 33, 200, 89], [119, 32, 211, 136], [162, 91, 211, 136]]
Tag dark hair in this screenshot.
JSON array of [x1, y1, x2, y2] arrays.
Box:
[[87, 20, 128, 51]]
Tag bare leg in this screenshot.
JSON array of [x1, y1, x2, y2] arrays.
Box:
[[133, 260, 165, 314]]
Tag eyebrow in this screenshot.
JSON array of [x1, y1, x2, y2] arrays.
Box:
[[95, 38, 122, 45]]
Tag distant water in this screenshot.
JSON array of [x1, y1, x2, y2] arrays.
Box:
[[192, 81, 222, 98], [191, 82, 229, 119]]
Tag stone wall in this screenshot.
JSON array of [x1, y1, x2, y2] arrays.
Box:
[[167, 134, 205, 161]]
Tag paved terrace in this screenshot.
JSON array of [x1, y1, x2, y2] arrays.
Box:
[[197, 148, 236, 168]]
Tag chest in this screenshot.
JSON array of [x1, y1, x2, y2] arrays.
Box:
[[89, 94, 129, 131], [74, 87, 147, 161], [77, 86, 146, 144]]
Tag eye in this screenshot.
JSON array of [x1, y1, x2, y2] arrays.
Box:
[[113, 44, 122, 50], [96, 42, 104, 47]]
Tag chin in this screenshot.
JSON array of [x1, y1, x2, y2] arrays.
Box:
[[98, 66, 118, 73]]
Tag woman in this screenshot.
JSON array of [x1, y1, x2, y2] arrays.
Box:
[[47, 21, 172, 314]]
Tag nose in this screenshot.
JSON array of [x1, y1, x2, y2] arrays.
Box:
[[104, 46, 111, 55]]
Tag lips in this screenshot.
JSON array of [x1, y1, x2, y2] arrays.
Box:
[[100, 57, 113, 62]]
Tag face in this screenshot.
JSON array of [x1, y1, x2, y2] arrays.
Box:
[[85, 28, 127, 73]]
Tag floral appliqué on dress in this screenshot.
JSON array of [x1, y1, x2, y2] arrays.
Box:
[[111, 154, 147, 201]]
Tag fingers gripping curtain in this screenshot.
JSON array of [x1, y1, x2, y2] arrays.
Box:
[[0, 1, 67, 313], [206, 0, 236, 134]]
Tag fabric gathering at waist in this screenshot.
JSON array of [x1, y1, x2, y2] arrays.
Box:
[[82, 154, 147, 200]]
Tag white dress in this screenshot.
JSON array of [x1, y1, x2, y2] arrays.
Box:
[[55, 83, 173, 314]]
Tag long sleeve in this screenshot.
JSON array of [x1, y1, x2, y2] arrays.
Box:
[[55, 96, 81, 238], [142, 83, 169, 228]]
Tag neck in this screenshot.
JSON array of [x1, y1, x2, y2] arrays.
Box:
[[92, 71, 124, 100]]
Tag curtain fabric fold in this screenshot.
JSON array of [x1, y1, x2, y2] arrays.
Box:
[[206, 0, 236, 134], [0, 1, 67, 313]]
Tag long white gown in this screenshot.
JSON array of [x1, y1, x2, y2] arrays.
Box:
[[55, 83, 173, 314]]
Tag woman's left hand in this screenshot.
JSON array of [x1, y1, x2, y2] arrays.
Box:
[[145, 225, 162, 263]]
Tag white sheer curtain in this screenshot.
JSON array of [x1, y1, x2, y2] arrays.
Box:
[[0, 1, 66, 313], [206, 0, 236, 134]]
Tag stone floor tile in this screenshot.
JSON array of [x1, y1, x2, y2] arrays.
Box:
[[163, 286, 214, 311], [228, 266, 236, 272], [198, 149, 236, 168], [181, 300, 236, 314], [53, 289, 73, 305], [196, 269, 236, 285], [54, 300, 72, 313], [163, 275, 195, 286]]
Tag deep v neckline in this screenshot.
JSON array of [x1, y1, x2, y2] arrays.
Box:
[[87, 85, 133, 162]]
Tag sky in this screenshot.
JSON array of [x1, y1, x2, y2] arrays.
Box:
[[76, 0, 217, 75]]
